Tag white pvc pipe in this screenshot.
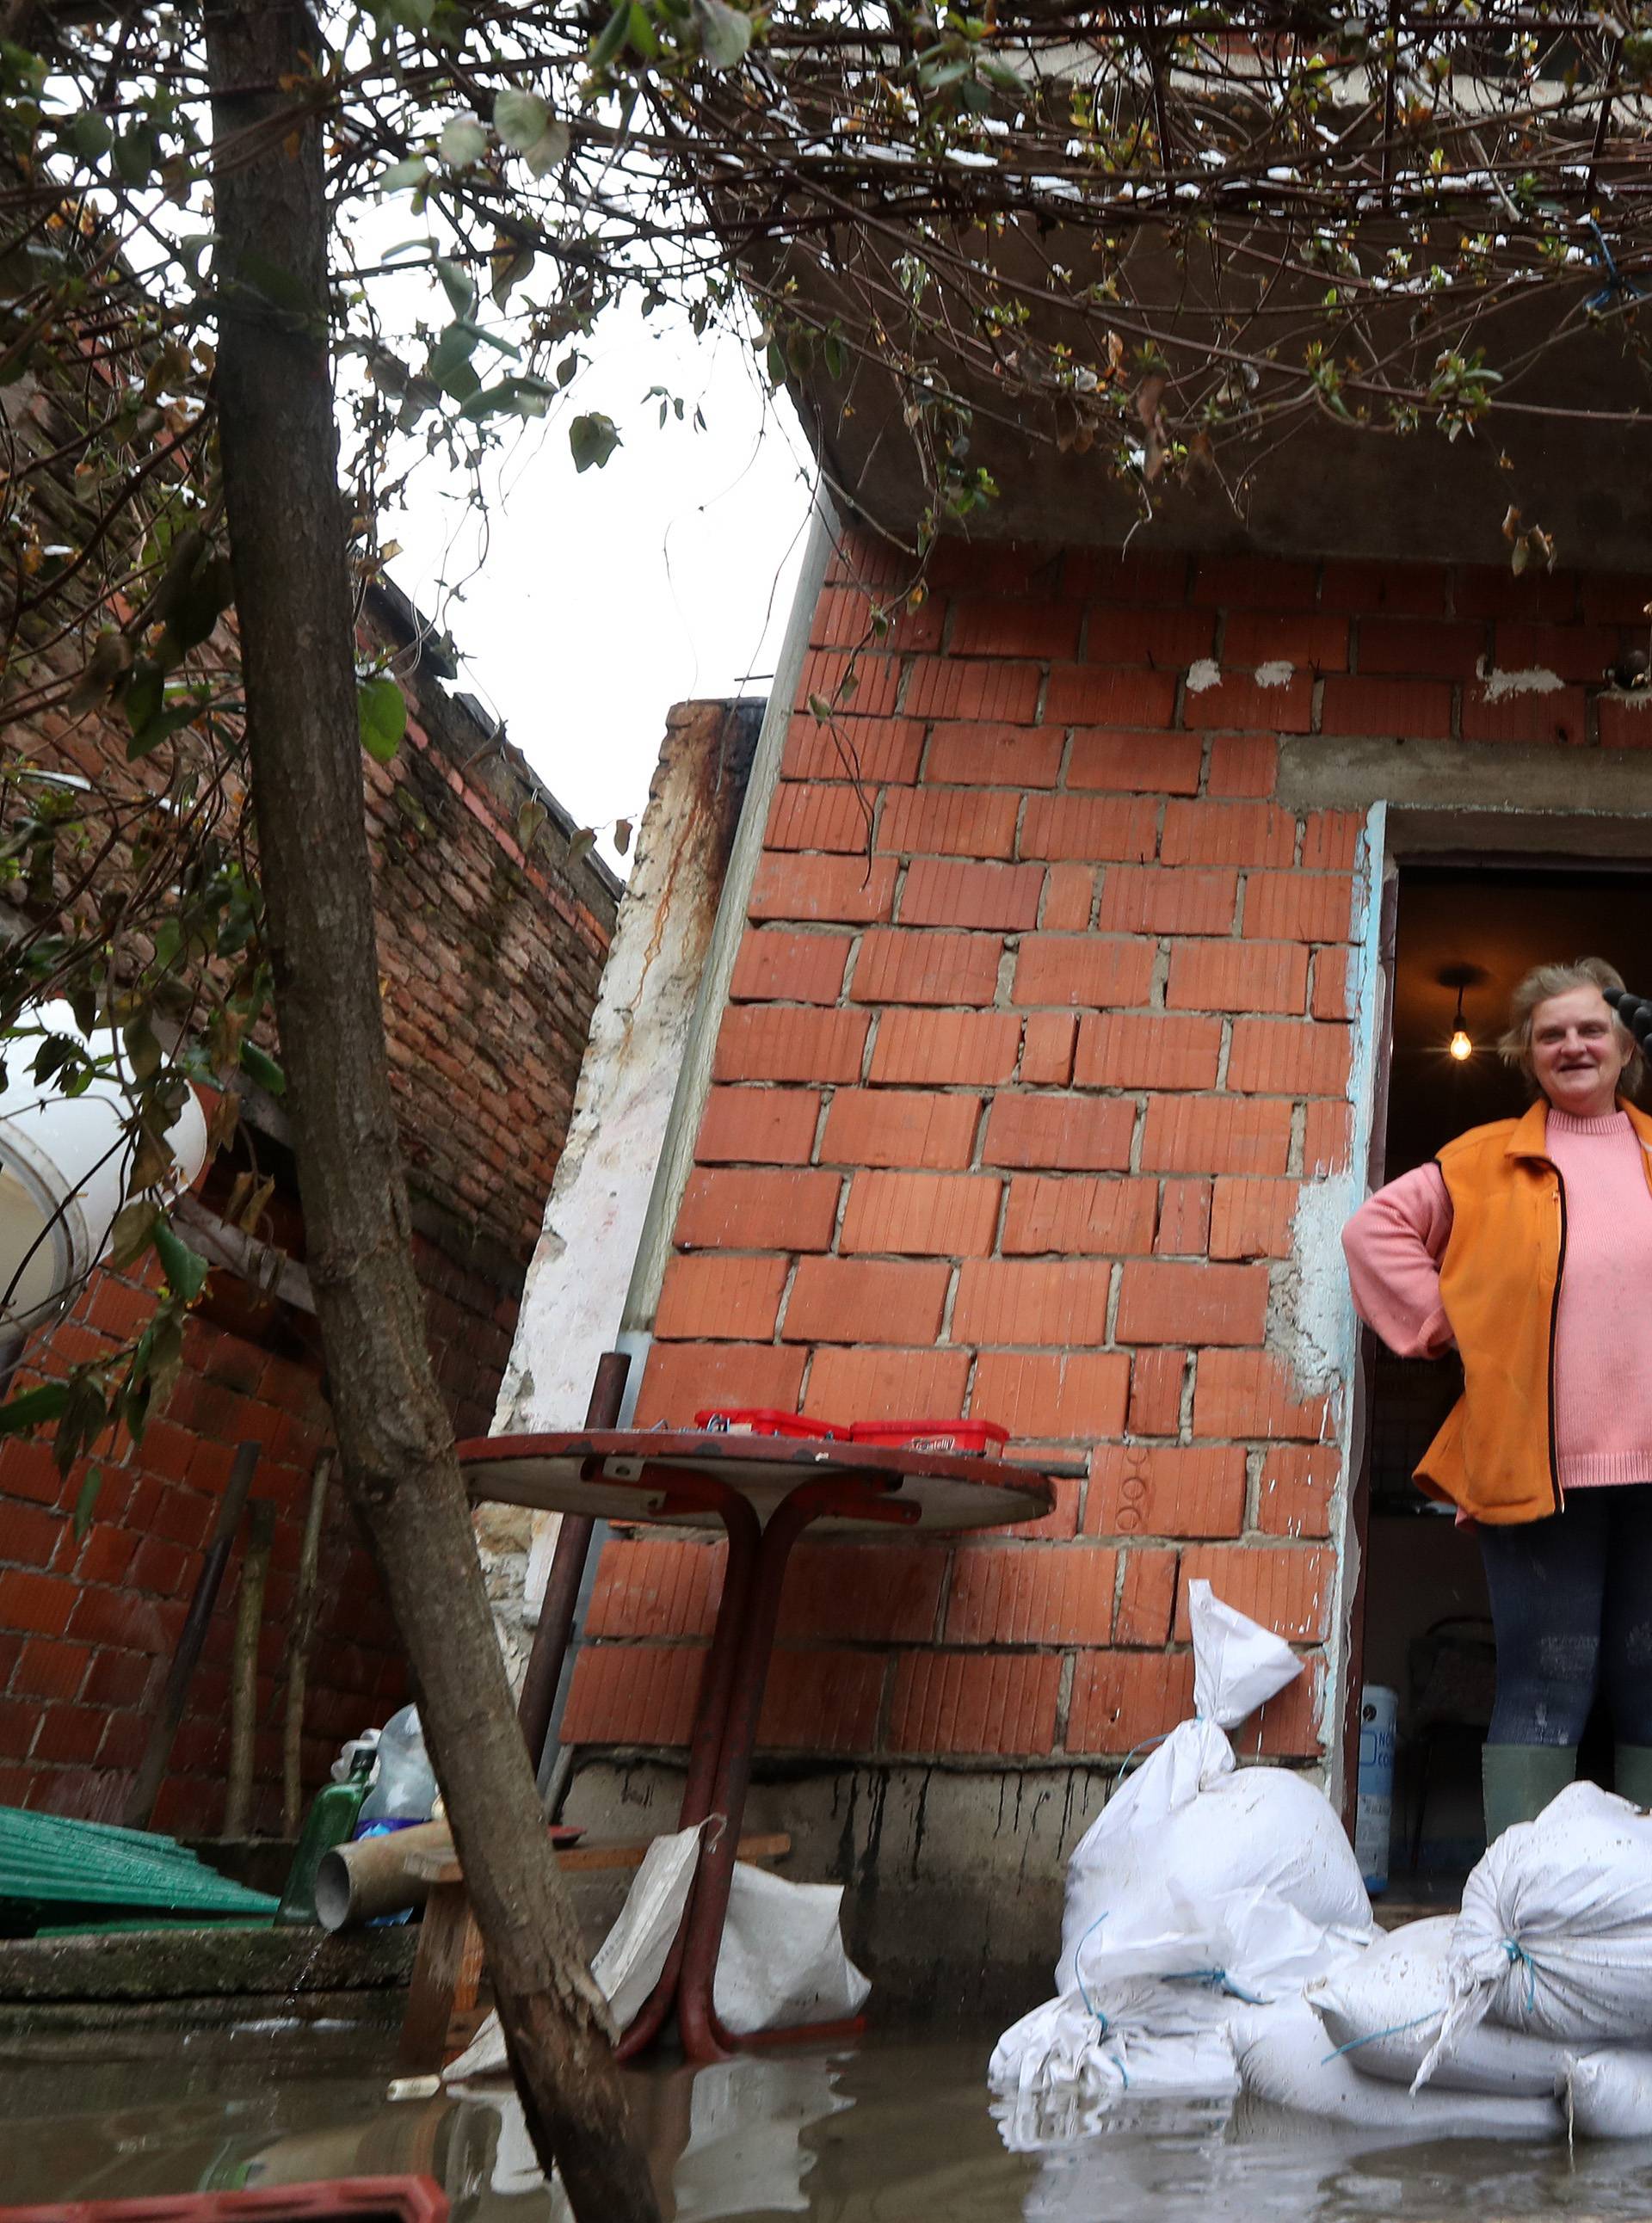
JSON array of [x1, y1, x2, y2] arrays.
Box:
[[0, 1001, 208, 1333]]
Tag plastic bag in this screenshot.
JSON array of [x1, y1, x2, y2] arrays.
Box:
[[1419, 1783, 1652, 2087], [1309, 1916, 1577, 2097], [357, 1705, 436, 1826], [1057, 1581, 1370, 2004], [591, 1824, 707, 2030], [1563, 2048, 1652, 2140], [1232, 1996, 1563, 2135]]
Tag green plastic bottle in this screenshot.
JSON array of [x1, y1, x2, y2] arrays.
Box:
[[275, 1749, 374, 1926]]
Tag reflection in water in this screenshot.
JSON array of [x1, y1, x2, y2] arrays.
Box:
[[10, 2023, 1652, 2222]]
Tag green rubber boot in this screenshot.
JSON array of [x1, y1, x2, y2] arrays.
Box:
[[1482, 1743, 1578, 1844], [1615, 1746, 1652, 1811]]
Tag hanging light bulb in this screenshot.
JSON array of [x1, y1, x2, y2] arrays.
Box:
[[1449, 984, 1473, 1062]]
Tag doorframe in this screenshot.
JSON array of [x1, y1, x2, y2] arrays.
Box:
[[1330, 830, 1652, 1834], [1336, 859, 1397, 1834]]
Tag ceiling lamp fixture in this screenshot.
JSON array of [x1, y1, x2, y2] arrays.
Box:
[[1438, 963, 1486, 1064]]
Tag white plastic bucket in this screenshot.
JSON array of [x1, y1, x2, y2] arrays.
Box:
[[1354, 1684, 1398, 1894], [0, 1002, 206, 1333]]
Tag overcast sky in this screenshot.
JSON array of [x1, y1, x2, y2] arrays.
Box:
[[383, 300, 817, 874]]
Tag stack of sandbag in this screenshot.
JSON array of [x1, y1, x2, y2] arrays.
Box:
[[1235, 1782, 1652, 2140], [990, 1582, 1374, 2138]]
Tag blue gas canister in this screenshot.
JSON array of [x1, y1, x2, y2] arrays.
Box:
[[1354, 1684, 1398, 1894]]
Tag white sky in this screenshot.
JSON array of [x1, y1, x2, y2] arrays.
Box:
[[381, 300, 817, 875]]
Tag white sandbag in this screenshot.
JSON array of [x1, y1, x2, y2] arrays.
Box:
[[1058, 1581, 1371, 2004], [1419, 1783, 1652, 2086], [715, 1860, 870, 2034], [1233, 1995, 1563, 2135], [989, 1976, 1241, 2149], [1308, 1917, 1578, 2097], [446, 1828, 868, 2083], [1563, 2048, 1652, 2140]]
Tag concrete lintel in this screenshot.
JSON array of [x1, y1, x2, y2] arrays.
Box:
[[1279, 735, 1652, 843]]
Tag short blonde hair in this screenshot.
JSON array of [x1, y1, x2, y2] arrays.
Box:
[[1498, 957, 1644, 1099]]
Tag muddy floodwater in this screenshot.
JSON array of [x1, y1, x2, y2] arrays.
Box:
[[6, 2022, 1652, 2220]]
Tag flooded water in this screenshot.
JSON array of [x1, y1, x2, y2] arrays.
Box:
[[5, 2021, 1652, 2220]]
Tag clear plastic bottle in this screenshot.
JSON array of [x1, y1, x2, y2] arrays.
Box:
[[355, 1703, 436, 1828]]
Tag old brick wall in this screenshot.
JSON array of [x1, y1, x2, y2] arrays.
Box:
[[563, 534, 1650, 1789], [0, 600, 617, 1829]]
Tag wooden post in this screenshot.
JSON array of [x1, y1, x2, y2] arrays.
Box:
[[282, 1448, 335, 1832], [225, 1499, 275, 1838], [124, 1440, 259, 1829], [515, 1350, 629, 1770]]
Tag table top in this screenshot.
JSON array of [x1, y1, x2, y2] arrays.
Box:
[[457, 1429, 1059, 1535]]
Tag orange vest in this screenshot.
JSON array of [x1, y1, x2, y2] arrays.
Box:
[[1415, 1096, 1652, 1524]]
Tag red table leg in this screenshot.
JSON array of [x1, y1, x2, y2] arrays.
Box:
[[614, 1486, 760, 2061], [675, 1479, 919, 2064]]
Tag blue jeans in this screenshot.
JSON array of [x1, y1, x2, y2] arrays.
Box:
[[1479, 1485, 1652, 1746]]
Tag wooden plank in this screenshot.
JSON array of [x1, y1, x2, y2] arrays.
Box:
[[423, 1829, 792, 1889], [398, 1878, 484, 2074]]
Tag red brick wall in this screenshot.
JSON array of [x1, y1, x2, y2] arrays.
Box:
[[0, 607, 616, 1829], [564, 535, 1650, 1777]]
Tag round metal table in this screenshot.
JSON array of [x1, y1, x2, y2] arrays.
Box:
[[459, 1429, 1058, 2060]]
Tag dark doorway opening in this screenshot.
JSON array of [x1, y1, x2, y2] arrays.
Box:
[[1362, 860, 1652, 1900]]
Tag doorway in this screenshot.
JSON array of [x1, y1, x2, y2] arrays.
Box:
[[1358, 860, 1652, 1895]]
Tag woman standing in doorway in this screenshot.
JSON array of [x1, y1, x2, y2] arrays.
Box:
[[1344, 956, 1652, 1843]]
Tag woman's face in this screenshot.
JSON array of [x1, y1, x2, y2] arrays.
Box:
[[1530, 985, 1631, 1118]]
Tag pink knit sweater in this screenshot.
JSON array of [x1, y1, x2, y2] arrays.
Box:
[[1343, 1109, 1652, 1492]]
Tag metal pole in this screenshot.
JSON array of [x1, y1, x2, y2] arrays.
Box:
[[123, 1438, 260, 1829], [515, 1350, 630, 1772]]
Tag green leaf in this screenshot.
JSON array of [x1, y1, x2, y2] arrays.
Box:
[[437, 116, 488, 168], [358, 673, 407, 763], [166, 552, 235, 655], [65, 111, 112, 161], [71, 1465, 102, 1543], [121, 1013, 163, 1084], [493, 89, 550, 151], [112, 126, 153, 188], [522, 117, 570, 178], [239, 1041, 286, 1098], [378, 156, 430, 191], [695, 0, 751, 70], [109, 1198, 159, 1271], [153, 1218, 209, 1302], [591, 1, 631, 67], [126, 703, 197, 760], [569, 412, 621, 472], [436, 256, 475, 317], [0, 1382, 69, 1437]]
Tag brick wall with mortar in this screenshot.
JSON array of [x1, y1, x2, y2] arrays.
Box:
[[0, 597, 618, 1832], [561, 533, 1652, 1802]]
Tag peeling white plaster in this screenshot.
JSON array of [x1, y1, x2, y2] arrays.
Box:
[[1473, 660, 1565, 702], [1606, 687, 1652, 711], [1185, 657, 1221, 693], [1272, 1174, 1360, 1397], [1254, 660, 1295, 689]]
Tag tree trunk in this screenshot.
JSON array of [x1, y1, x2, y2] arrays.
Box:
[[201, 10, 661, 2214]]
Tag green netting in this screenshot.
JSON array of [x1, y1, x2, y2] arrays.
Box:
[[0, 1806, 279, 1913]]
